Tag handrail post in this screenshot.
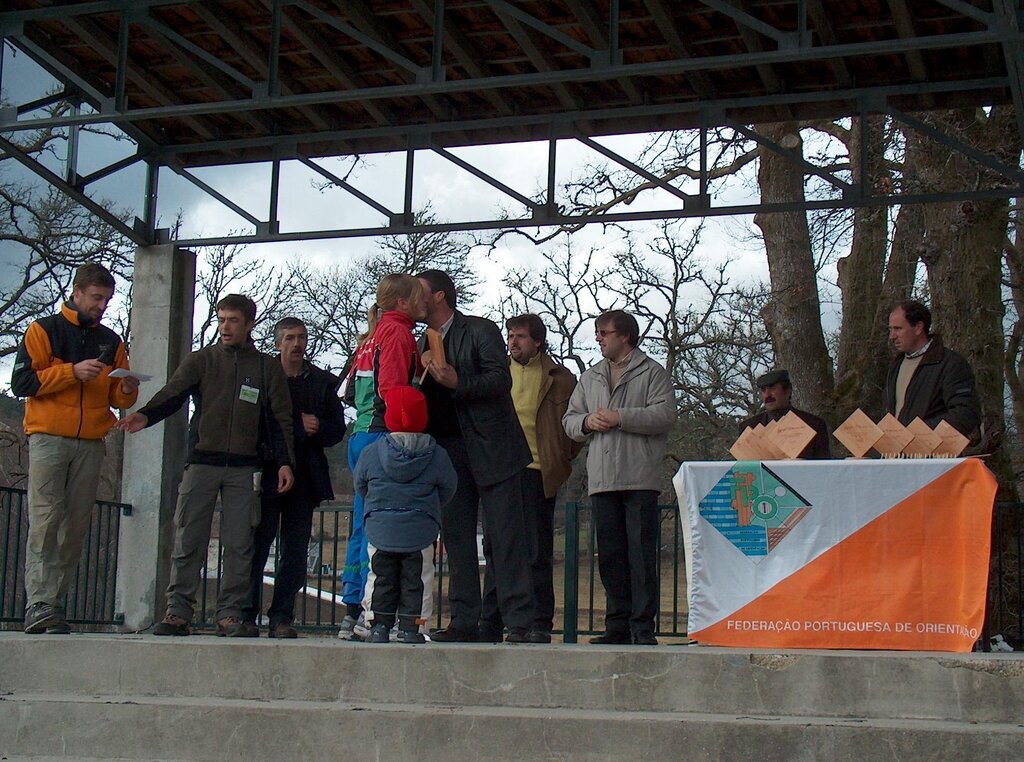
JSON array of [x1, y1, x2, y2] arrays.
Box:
[[562, 502, 579, 644]]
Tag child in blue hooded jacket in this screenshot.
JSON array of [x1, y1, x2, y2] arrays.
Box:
[[353, 385, 456, 643]]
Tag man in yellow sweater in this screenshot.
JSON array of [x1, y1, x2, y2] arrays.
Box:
[[11, 263, 139, 634], [479, 314, 579, 643]]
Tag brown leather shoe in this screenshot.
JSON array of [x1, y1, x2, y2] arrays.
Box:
[[217, 616, 258, 637], [153, 613, 190, 636], [268, 621, 298, 639]]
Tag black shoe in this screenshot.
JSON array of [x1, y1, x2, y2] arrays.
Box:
[[505, 627, 530, 643], [477, 625, 503, 643], [397, 629, 426, 644], [589, 632, 631, 645], [24, 602, 61, 634], [633, 633, 658, 646], [526, 629, 552, 644], [430, 623, 478, 642], [367, 622, 390, 643], [45, 618, 72, 635]]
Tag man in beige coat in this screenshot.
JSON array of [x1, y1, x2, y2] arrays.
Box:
[[562, 310, 675, 646], [479, 314, 580, 643]]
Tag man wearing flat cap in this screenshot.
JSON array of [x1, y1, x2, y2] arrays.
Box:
[[738, 369, 831, 459]]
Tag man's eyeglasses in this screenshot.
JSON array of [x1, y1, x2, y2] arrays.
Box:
[[596, 329, 619, 337]]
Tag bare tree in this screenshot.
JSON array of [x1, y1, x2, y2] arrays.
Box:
[[0, 181, 134, 358], [499, 221, 771, 465], [496, 240, 614, 375], [191, 242, 299, 350], [282, 206, 478, 375]]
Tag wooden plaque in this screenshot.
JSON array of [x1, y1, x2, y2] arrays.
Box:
[[834, 408, 883, 458], [873, 414, 914, 457], [426, 328, 446, 368], [903, 417, 942, 456], [933, 420, 970, 457], [750, 423, 788, 460], [729, 427, 765, 460], [772, 412, 817, 459]]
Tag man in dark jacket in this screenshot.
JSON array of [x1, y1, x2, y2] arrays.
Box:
[[416, 269, 535, 643], [354, 386, 456, 643], [118, 294, 294, 637], [242, 317, 346, 638], [738, 369, 831, 459], [886, 300, 980, 438]]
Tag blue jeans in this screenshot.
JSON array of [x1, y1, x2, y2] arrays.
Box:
[[341, 431, 383, 605]]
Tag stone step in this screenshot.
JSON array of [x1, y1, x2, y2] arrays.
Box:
[[2, 692, 1023, 762], [3, 634, 1024, 723]]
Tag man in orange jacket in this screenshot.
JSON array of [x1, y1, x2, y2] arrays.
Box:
[[11, 262, 139, 634]]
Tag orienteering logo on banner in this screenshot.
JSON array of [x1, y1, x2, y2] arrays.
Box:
[[698, 461, 811, 558]]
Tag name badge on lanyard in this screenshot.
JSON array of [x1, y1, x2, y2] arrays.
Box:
[[239, 384, 260, 404]]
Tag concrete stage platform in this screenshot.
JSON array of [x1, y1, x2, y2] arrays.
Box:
[[1, 633, 1022, 760]]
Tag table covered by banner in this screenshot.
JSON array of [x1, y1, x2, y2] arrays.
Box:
[[673, 458, 996, 652]]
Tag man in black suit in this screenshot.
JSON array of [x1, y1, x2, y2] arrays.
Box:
[[416, 269, 535, 643]]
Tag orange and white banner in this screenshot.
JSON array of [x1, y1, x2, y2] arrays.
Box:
[[674, 459, 996, 651]]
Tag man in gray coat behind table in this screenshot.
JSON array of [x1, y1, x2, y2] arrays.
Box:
[[563, 310, 676, 646]]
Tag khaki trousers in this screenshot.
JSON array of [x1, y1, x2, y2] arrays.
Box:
[[166, 464, 260, 622], [25, 433, 106, 608]]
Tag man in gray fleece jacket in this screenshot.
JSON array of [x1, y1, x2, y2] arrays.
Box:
[[119, 294, 294, 637], [563, 310, 675, 646]]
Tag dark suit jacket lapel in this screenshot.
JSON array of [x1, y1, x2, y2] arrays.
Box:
[[446, 311, 468, 369]]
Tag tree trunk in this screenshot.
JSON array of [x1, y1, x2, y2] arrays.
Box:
[[834, 116, 891, 421], [906, 106, 1022, 645], [910, 108, 1018, 486], [753, 122, 835, 417]]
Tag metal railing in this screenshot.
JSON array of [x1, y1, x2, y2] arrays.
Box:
[[199, 502, 688, 640], [984, 501, 1024, 650], [0, 486, 130, 628], [2, 487, 1022, 649]]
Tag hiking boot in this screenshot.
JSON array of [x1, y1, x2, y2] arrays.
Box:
[[337, 611, 368, 641], [367, 622, 390, 643], [397, 629, 426, 644], [153, 613, 191, 636], [24, 602, 61, 634], [268, 621, 298, 639], [45, 619, 72, 635], [217, 616, 258, 637]]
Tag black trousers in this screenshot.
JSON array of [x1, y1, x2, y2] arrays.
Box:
[[438, 435, 534, 631], [591, 490, 660, 639], [242, 486, 316, 627], [366, 546, 433, 630], [482, 467, 554, 632]]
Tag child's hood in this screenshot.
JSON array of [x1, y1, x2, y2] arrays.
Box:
[[378, 432, 436, 483]]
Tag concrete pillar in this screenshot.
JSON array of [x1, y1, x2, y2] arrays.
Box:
[[115, 244, 195, 631]]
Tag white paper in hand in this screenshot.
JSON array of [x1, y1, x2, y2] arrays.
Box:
[[109, 368, 153, 382]]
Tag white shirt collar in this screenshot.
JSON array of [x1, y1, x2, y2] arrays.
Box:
[[439, 312, 455, 338]]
